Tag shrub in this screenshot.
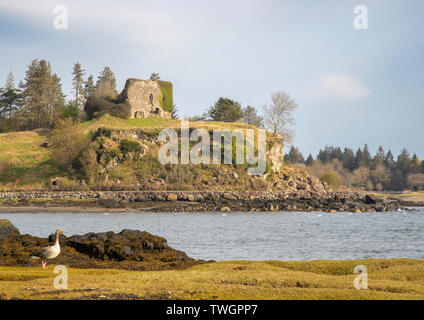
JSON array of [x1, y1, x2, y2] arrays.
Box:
[[119, 139, 141, 153], [320, 171, 340, 189], [49, 119, 90, 175], [84, 96, 130, 120]]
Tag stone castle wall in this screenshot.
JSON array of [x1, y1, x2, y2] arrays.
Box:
[[119, 79, 171, 119]]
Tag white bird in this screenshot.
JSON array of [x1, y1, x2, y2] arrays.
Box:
[[30, 229, 64, 268]]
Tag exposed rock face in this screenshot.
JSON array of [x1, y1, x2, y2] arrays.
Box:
[[117, 79, 173, 119], [0, 221, 202, 270]]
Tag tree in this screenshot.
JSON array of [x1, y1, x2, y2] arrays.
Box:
[[60, 101, 80, 121], [149, 73, 160, 80], [206, 97, 243, 122], [410, 154, 421, 173], [19, 59, 65, 128], [96, 66, 117, 96], [354, 148, 363, 169], [396, 148, 411, 189], [284, 146, 304, 164], [408, 173, 424, 191], [84, 75, 96, 99], [262, 91, 297, 144], [49, 118, 89, 175], [0, 72, 19, 121], [242, 105, 263, 127], [305, 154, 314, 166], [361, 144, 372, 167], [371, 165, 389, 189], [72, 63, 86, 109], [372, 146, 385, 169], [352, 166, 370, 189], [342, 148, 355, 171], [384, 150, 395, 169]]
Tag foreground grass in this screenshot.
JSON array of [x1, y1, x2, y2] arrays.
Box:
[[0, 259, 423, 300], [0, 130, 64, 190]]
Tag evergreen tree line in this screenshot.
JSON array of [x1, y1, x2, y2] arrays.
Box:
[[285, 145, 424, 191], [0, 59, 121, 131]]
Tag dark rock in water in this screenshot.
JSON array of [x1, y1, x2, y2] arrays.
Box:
[[0, 220, 20, 239], [0, 221, 203, 271], [364, 194, 379, 205]]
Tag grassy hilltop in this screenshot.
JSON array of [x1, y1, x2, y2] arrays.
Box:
[[0, 259, 423, 300], [0, 114, 288, 192]]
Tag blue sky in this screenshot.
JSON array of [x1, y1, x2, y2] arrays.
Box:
[[0, 0, 423, 158]]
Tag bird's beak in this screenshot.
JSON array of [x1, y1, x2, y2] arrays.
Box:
[[59, 229, 64, 233]]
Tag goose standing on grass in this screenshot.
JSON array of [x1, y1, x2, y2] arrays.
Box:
[[30, 229, 64, 268]]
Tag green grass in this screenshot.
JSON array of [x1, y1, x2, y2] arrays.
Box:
[[0, 115, 281, 191], [0, 259, 423, 300], [0, 131, 64, 190]]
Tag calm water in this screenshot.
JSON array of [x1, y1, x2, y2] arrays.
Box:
[[1, 209, 423, 261]]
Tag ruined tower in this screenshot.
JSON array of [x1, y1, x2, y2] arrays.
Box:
[[118, 78, 173, 119]]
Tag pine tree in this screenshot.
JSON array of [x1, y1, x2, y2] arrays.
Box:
[[207, 97, 243, 122], [396, 148, 411, 189], [305, 154, 314, 166], [342, 148, 355, 171], [361, 144, 372, 168], [19, 59, 65, 128], [371, 146, 385, 169], [0, 72, 19, 120], [384, 150, 395, 169], [284, 146, 304, 164], [84, 75, 96, 99], [242, 106, 263, 128], [410, 154, 421, 173], [317, 146, 331, 163], [72, 63, 85, 109], [96, 66, 117, 96], [354, 148, 363, 169]]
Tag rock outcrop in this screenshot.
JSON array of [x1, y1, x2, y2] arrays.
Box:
[[0, 221, 203, 270]]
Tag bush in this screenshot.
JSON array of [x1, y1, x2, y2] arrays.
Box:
[[119, 139, 141, 153], [49, 119, 90, 175], [60, 102, 80, 121], [320, 171, 340, 189], [84, 96, 130, 120]]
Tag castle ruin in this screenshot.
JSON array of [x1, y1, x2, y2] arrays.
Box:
[[118, 79, 173, 119]]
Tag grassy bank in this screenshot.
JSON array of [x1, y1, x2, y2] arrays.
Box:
[[0, 114, 284, 191], [0, 259, 423, 300]]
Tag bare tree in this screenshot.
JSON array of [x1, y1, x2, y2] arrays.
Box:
[[263, 91, 297, 144]]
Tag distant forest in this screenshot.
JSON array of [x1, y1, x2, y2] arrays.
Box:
[[285, 145, 424, 192]]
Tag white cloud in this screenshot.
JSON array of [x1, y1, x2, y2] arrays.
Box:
[[310, 73, 370, 101]]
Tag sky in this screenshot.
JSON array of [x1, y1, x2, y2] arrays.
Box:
[[0, 0, 423, 159]]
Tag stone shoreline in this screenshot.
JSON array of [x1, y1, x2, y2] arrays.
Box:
[[0, 190, 402, 213]]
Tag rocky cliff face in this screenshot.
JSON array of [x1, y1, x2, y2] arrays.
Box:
[[0, 220, 203, 270]]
